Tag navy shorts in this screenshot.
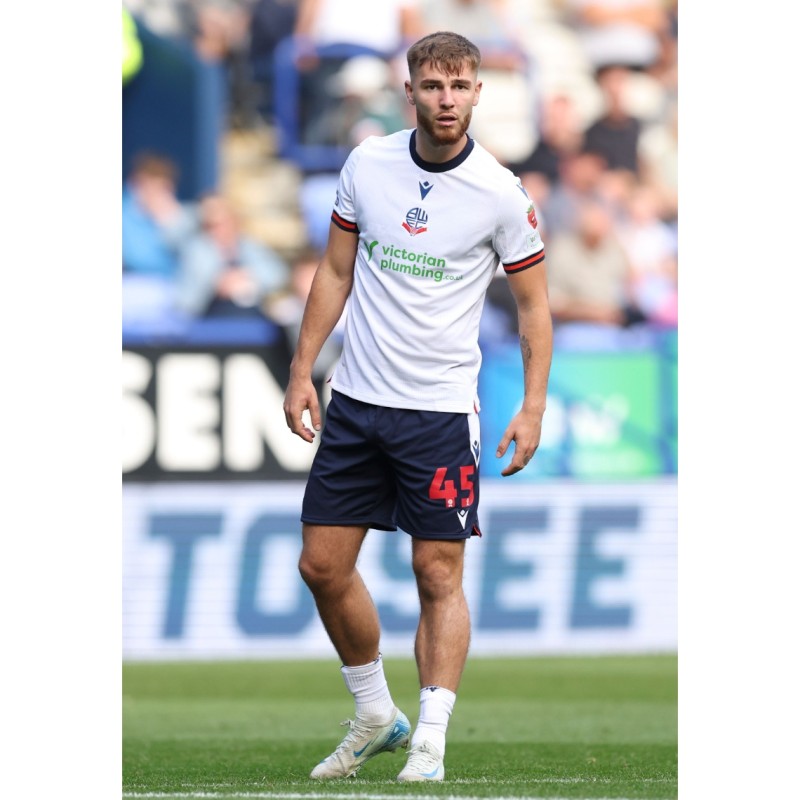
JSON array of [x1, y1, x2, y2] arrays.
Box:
[[302, 391, 482, 540]]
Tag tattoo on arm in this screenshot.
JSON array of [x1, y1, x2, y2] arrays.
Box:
[[520, 333, 533, 366]]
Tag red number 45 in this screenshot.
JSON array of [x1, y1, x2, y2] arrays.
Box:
[[428, 466, 474, 509]]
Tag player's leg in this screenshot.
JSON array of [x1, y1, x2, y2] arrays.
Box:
[[299, 392, 410, 778], [300, 524, 410, 779], [298, 523, 377, 666], [396, 537, 467, 782], [411, 537, 470, 692], [386, 406, 480, 782]]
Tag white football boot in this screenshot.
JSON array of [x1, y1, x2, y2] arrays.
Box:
[[310, 707, 410, 779], [396, 740, 445, 782]]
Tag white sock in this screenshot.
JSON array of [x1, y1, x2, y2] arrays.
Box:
[[341, 654, 395, 720], [411, 685, 456, 755]]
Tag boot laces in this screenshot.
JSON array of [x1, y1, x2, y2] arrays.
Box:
[[406, 740, 442, 771]]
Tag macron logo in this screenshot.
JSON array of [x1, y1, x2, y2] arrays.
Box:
[[419, 180, 433, 200]]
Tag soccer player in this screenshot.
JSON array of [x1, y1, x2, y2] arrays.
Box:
[[283, 30, 552, 782]]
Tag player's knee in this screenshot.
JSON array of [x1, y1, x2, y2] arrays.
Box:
[[413, 560, 460, 603], [298, 550, 336, 592]]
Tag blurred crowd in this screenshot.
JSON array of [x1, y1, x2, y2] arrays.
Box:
[[122, 0, 678, 350]]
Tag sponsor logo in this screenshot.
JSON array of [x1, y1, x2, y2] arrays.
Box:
[[419, 180, 433, 200], [334, 189, 340, 207], [376, 242, 463, 284], [527, 203, 538, 229], [402, 207, 428, 236], [362, 239, 465, 284]]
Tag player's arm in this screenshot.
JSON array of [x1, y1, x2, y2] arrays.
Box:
[[283, 222, 357, 442], [495, 260, 553, 476]]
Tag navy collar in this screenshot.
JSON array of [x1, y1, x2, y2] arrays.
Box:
[[409, 129, 474, 173]]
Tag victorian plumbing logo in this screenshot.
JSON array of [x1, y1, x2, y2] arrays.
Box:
[[363, 239, 462, 284]]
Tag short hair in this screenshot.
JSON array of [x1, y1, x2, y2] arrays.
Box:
[[406, 31, 481, 79], [130, 151, 178, 182]]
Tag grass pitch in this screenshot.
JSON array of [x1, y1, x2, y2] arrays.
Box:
[[123, 654, 677, 799]]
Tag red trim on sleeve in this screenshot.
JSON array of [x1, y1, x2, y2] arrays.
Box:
[[331, 210, 359, 234], [503, 248, 545, 275]]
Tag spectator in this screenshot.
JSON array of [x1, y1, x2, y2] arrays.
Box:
[[123, 0, 193, 41], [122, 152, 196, 277], [176, 193, 290, 317], [616, 184, 677, 326], [639, 100, 677, 222], [248, 0, 299, 121], [126, 0, 258, 127], [190, 1, 252, 63], [584, 65, 642, 175], [293, 0, 424, 144], [267, 247, 344, 379], [418, 0, 525, 70], [646, 0, 677, 94], [299, 55, 407, 251], [294, 0, 423, 56], [511, 92, 584, 185], [541, 149, 606, 237], [508, 92, 585, 232], [192, 2, 261, 129], [305, 54, 407, 147], [545, 199, 643, 328], [125, 0, 252, 61], [566, 0, 670, 72]]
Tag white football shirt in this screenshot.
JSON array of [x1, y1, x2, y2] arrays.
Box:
[[330, 129, 545, 413]]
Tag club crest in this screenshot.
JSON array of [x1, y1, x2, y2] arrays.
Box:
[[402, 207, 428, 236]]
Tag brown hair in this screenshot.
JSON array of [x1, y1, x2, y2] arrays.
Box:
[[130, 151, 178, 182], [406, 31, 481, 79]]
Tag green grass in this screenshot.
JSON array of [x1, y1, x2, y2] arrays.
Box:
[[123, 654, 677, 799]]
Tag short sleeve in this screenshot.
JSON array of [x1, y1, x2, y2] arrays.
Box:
[[493, 177, 546, 275], [330, 146, 362, 234]]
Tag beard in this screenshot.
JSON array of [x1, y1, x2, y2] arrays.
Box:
[[417, 109, 472, 146]]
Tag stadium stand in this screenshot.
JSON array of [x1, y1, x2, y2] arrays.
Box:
[[122, 0, 678, 469]]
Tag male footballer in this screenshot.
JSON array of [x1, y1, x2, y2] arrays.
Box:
[[283, 30, 552, 781]]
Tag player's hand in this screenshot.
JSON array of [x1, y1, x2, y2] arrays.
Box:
[[283, 374, 321, 443], [495, 408, 543, 476]]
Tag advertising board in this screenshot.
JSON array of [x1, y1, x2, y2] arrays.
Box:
[[123, 479, 677, 659]]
